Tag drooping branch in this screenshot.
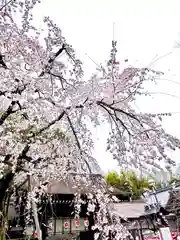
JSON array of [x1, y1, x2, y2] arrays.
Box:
[[99, 103, 127, 136], [66, 113, 81, 150], [32, 98, 150, 144], [33, 104, 86, 136], [113, 110, 131, 136], [48, 71, 65, 90], [66, 112, 92, 173], [34, 97, 142, 141], [48, 71, 75, 90], [34, 89, 56, 105], [97, 100, 149, 138], [97, 101, 140, 123]]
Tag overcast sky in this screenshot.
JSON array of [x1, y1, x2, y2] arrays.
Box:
[[33, 0, 180, 173]]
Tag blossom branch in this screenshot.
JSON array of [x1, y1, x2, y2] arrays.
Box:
[[97, 101, 140, 123], [97, 100, 149, 138], [33, 103, 87, 136], [66, 113, 81, 150], [0, 0, 14, 12], [66, 112, 92, 173], [48, 71, 75, 90], [113, 110, 132, 136], [30, 97, 150, 143], [0, 100, 22, 125], [48, 71, 65, 90], [37, 110, 65, 135], [99, 102, 131, 137], [39, 44, 66, 77]]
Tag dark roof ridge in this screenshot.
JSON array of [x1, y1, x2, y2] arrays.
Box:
[[149, 182, 180, 195]]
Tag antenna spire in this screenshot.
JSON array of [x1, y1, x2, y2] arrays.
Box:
[[113, 22, 115, 42]]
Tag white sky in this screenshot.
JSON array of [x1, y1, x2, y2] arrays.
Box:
[[33, 0, 180, 173]]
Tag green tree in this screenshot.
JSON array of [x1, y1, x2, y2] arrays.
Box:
[[105, 171, 151, 200]]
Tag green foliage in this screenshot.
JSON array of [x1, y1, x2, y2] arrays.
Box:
[[105, 171, 151, 200], [169, 176, 180, 184], [106, 170, 180, 201]]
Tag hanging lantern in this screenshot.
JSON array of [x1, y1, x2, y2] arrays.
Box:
[[84, 219, 89, 228], [75, 219, 80, 228], [31, 233, 39, 240], [63, 221, 69, 230], [34, 233, 38, 238]]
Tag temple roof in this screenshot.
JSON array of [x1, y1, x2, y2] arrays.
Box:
[[112, 201, 146, 219], [111, 183, 180, 219], [23, 172, 106, 194]]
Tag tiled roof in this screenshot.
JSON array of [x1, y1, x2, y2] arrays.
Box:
[[112, 184, 176, 219], [112, 201, 146, 218]]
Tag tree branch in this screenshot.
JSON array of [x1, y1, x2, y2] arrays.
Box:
[[39, 44, 66, 77], [0, 0, 14, 11], [113, 110, 131, 136], [3, 144, 31, 173], [97, 100, 149, 138], [66, 113, 81, 150], [0, 100, 22, 125], [12, 83, 28, 95], [37, 110, 65, 135], [66, 112, 92, 173], [33, 103, 87, 136], [0, 54, 7, 69], [48, 71, 65, 90], [47, 71, 76, 90], [97, 101, 140, 123]]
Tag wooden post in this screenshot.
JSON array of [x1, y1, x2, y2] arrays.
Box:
[[28, 174, 42, 240]]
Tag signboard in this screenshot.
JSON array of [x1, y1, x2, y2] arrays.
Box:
[[144, 232, 180, 240], [159, 228, 173, 240]]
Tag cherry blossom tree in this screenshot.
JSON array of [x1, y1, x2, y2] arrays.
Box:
[[0, 0, 180, 239]]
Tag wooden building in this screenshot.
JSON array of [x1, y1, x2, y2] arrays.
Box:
[[7, 173, 105, 240]]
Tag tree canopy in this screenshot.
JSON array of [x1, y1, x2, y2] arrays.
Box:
[[0, 0, 179, 239]]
